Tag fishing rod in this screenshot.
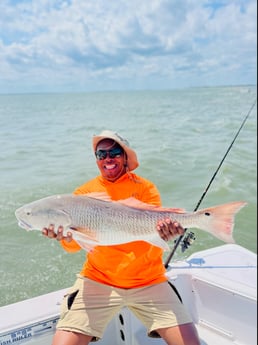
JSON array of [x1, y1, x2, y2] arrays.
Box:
[[164, 98, 257, 269]]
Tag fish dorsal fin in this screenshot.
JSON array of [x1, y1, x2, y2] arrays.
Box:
[[84, 192, 185, 214], [84, 192, 112, 202], [116, 197, 185, 213]]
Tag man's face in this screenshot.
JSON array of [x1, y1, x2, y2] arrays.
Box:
[[95, 139, 126, 182]]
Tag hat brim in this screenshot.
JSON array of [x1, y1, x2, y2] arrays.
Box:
[[92, 130, 139, 171]]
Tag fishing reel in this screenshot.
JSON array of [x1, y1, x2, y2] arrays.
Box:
[[180, 231, 196, 252], [165, 231, 196, 268]]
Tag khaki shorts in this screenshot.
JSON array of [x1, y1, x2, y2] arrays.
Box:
[[57, 275, 192, 339]]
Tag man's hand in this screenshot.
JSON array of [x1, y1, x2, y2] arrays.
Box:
[[42, 224, 73, 243], [156, 218, 185, 241]]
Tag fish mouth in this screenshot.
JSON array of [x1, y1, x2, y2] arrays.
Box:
[[18, 219, 33, 231]]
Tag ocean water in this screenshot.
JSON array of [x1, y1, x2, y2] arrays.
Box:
[[0, 86, 257, 307]]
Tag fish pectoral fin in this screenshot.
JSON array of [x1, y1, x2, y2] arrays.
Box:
[[68, 228, 100, 252], [69, 227, 99, 242]]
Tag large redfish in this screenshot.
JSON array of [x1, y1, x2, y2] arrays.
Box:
[[15, 193, 246, 251]]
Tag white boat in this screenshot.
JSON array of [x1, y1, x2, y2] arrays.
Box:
[[0, 243, 256, 345]]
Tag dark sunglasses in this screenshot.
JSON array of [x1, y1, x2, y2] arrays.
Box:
[[95, 147, 124, 160]]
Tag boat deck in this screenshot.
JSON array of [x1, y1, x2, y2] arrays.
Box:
[[0, 244, 256, 345]]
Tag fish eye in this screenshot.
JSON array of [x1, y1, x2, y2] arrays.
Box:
[[26, 211, 31, 216]]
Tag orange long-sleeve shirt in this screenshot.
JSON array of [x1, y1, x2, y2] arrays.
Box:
[[60, 172, 167, 288]]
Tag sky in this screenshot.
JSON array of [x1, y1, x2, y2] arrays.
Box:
[[0, 0, 257, 94]]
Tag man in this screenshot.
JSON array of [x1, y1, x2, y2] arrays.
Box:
[[43, 130, 201, 345]]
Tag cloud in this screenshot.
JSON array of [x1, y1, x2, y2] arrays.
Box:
[[0, 0, 256, 93]]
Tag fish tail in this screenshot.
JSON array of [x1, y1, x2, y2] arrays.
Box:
[[196, 201, 247, 243]]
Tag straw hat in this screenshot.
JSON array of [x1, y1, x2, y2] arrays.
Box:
[[92, 130, 139, 171]]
